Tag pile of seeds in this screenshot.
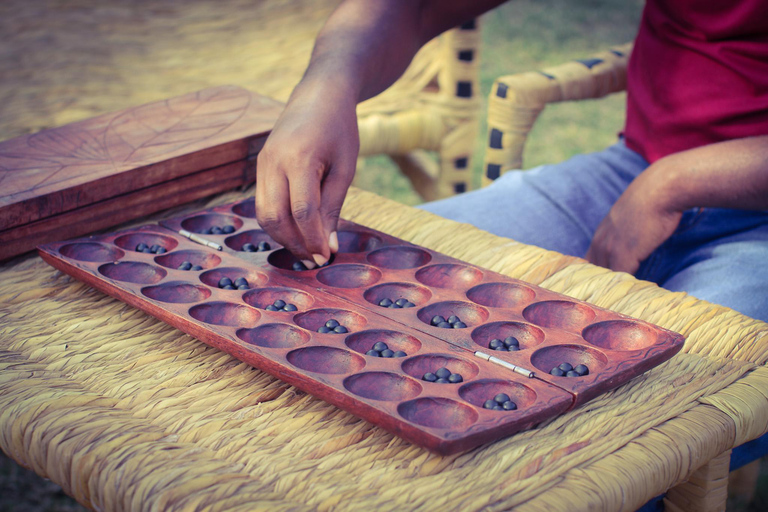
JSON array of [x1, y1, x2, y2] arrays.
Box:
[[483, 393, 517, 411], [422, 367, 463, 383], [378, 298, 415, 308], [135, 243, 166, 254], [365, 341, 406, 358], [218, 277, 250, 290], [177, 261, 203, 271], [205, 225, 236, 235], [318, 319, 348, 334], [430, 315, 467, 329], [242, 241, 271, 252], [488, 336, 520, 351], [549, 362, 589, 377], [264, 299, 297, 312]]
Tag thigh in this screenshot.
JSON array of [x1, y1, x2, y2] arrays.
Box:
[[419, 141, 648, 257], [646, 209, 768, 322]]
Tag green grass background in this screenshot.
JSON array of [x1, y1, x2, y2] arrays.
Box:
[[3, 0, 766, 510]]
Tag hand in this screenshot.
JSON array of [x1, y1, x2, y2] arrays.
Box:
[[255, 86, 359, 267], [586, 162, 683, 274]]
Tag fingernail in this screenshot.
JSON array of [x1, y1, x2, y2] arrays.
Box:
[[329, 231, 339, 253], [301, 259, 316, 270], [312, 253, 328, 267]]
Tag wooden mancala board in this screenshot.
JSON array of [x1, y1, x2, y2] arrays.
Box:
[[38, 199, 685, 454], [0, 85, 283, 261]]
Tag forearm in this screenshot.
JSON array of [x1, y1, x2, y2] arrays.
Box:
[[641, 135, 768, 213], [292, 0, 504, 105]]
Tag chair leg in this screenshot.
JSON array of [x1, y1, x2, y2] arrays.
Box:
[[728, 458, 761, 505], [663, 450, 731, 512]]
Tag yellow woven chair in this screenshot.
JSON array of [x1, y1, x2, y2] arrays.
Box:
[[482, 42, 633, 183]]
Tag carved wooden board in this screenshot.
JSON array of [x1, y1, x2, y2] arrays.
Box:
[[0, 86, 283, 260]]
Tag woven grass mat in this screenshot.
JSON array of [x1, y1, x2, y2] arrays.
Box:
[[2, 187, 768, 511]]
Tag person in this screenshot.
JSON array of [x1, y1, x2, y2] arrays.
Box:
[[254, 0, 768, 321]]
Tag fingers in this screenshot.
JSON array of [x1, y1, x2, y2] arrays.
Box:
[[289, 168, 331, 266], [319, 159, 355, 255]]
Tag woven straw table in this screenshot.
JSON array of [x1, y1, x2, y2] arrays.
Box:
[[2, 186, 767, 511]]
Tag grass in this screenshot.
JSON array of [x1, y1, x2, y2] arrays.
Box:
[[2, 0, 766, 510]]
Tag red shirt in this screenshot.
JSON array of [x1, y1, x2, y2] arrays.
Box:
[[624, 0, 768, 163]]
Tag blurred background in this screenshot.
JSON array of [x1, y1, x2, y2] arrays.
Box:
[[0, 0, 764, 510]]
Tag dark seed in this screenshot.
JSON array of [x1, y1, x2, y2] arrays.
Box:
[[566, 370, 580, 378], [395, 298, 409, 307], [149, 244, 162, 253], [431, 315, 446, 326], [222, 285, 236, 290], [273, 299, 286, 309], [237, 285, 249, 290], [423, 373, 437, 382], [234, 277, 248, 287], [325, 319, 340, 328], [436, 378, 450, 384], [178, 261, 193, 271], [317, 326, 332, 334], [283, 304, 297, 312], [222, 225, 236, 234], [366, 350, 379, 357], [292, 261, 308, 271], [550, 367, 566, 377], [558, 362, 573, 372], [494, 345, 508, 351], [333, 325, 348, 334], [508, 345, 520, 351], [403, 301, 415, 308], [447, 315, 459, 325], [210, 226, 223, 235], [394, 351, 407, 357], [155, 247, 167, 254], [140, 247, 152, 253], [493, 404, 504, 410], [502, 400, 517, 411], [242, 243, 257, 252], [489, 339, 504, 350], [265, 305, 279, 311], [574, 364, 589, 376], [191, 265, 203, 271], [437, 321, 452, 328], [435, 367, 451, 379], [380, 349, 395, 358], [136, 243, 149, 252], [504, 336, 519, 347], [453, 322, 467, 329], [391, 304, 402, 309], [372, 342, 389, 352], [494, 393, 510, 404], [218, 277, 233, 287], [447, 373, 463, 383], [378, 298, 393, 307], [258, 241, 271, 251], [483, 400, 496, 409]]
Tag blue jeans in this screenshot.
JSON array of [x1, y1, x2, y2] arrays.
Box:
[[421, 141, 768, 322]]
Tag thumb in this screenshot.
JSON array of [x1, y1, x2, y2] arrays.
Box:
[[319, 160, 355, 253]]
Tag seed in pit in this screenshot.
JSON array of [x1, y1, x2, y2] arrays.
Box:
[[292, 261, 308, 271], [265, 305, 279, 311], [504, 336, 519, 347], [273, 299, 286, 309], [366, 349, 379, 357], [222, 225, 236, 234], [447, 315, 459, 325], [177, 261, 193, 271], [494, 393, 510, 404], [431, 315, 446, 326], [234, 277, 248, 288], [507, 345, 520, 351], [373, 341, 389, 352], [283, 304, 298, 312], [191, 265, 203, 271], [435, 367, 451, 379], [333, 325, 348, 334], [218, 277, 233, 288], [395, 298, 409, 307], [489, 339, 504, 350], [574, 364, 589, 376], [558, 362, 573, 372], [452, 321, 467, 329], [325, 319, 340, 329], [380, 349, 394, 358], [437, 321, 452, 328], [237, 285, 249, 290], [388, 303, 401, 309], [257, 241, 271, 251], [136, 243, 149, 252], [149, 244, 162, 253], [208, 226, 223, 235], [566, 370, 580, 377], [317, 326, 332, 334], [436, 378, 450, 384], [483, 400, 496, 409], [550, 367, 566, 377], [155, 247, 167, 254], [493, 404, 504, 410], [222, 285, 236, 290], [502, 401, 517, 410], [394, 350, 407, 357], [378, 298, 393, 307], [447, 373, 463, 383], [422, 372, 437, 382], [242, 243, 257, 252]]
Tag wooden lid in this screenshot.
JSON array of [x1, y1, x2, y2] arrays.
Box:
[[0, 85, 283, 231]]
